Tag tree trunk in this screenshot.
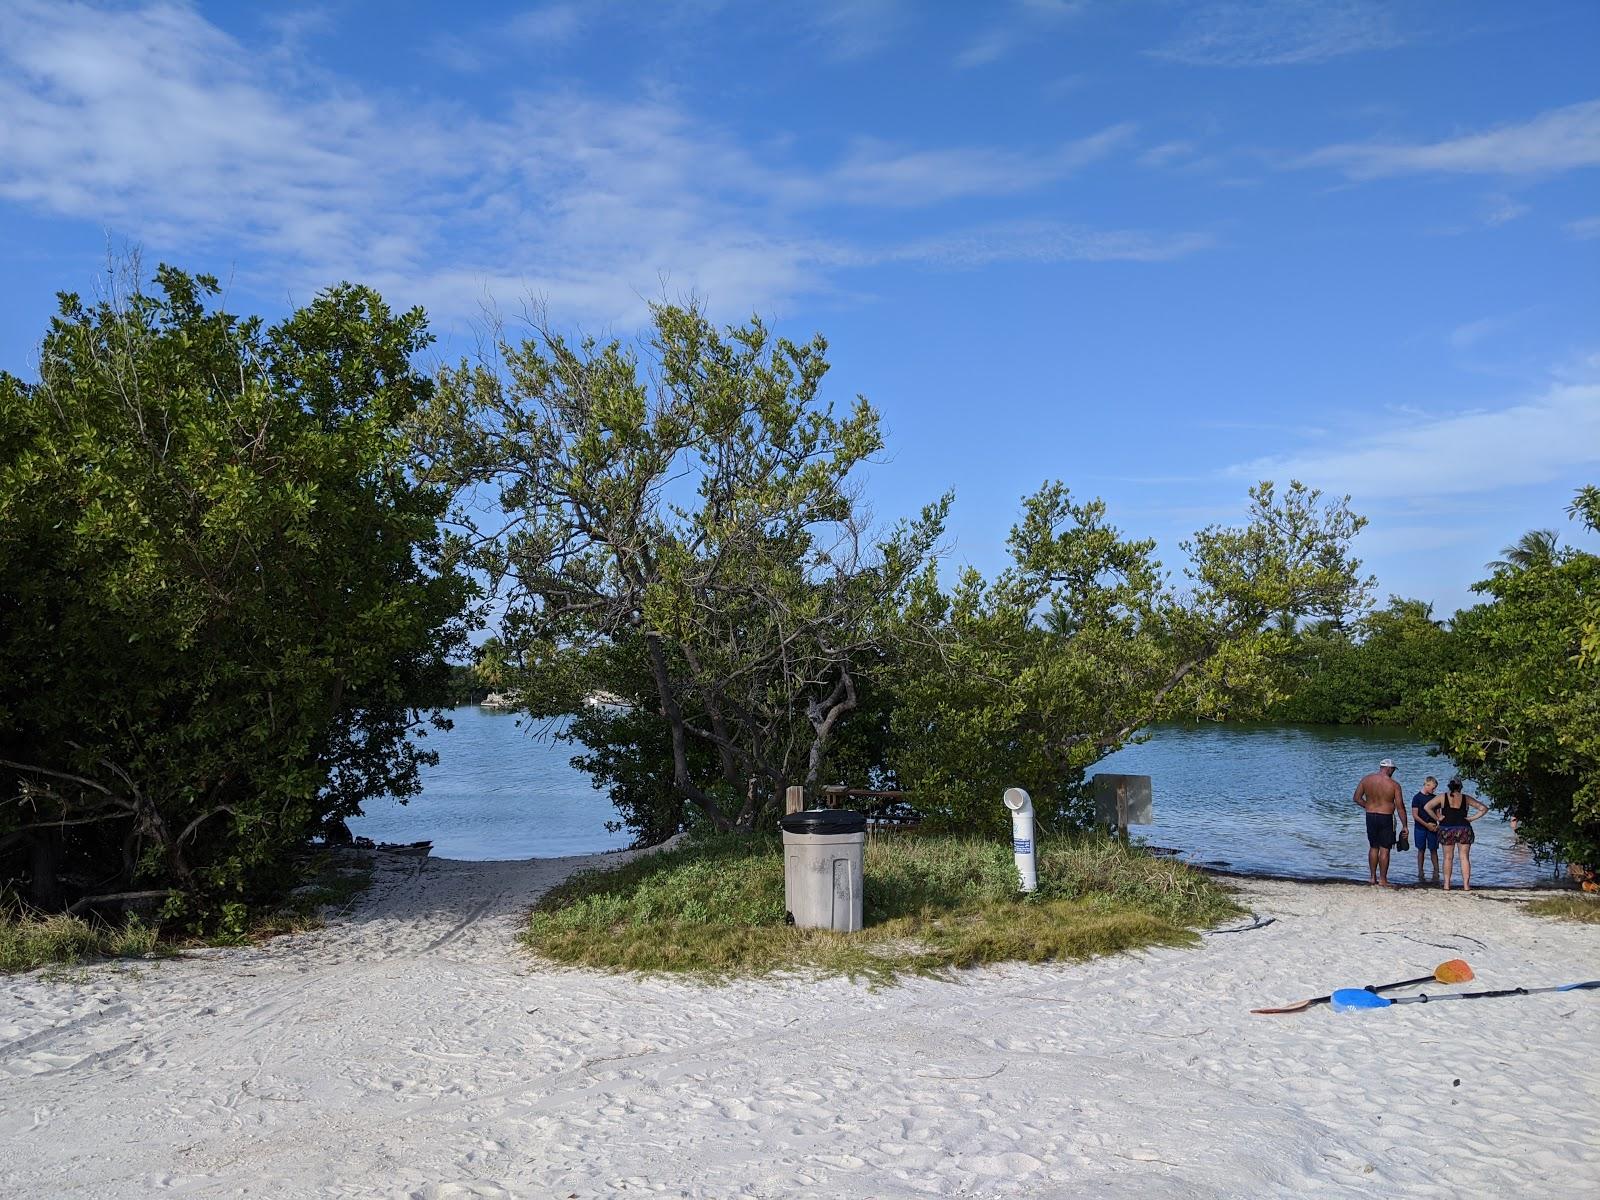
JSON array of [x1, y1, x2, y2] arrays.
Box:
[[643, 633, 732, 831], [803, 670, 857, 789], [27, 829, 63, 910]]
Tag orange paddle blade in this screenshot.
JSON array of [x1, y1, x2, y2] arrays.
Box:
[[1250, 999, 1314, 1015], [1435, 959, 1473, 984]]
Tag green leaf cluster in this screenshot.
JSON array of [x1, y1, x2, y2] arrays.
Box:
[[0, 267, 473, 925], [419, 303, 945, 835], [1418, 489, 1600, 867], [885, 481, 1371, 832], [1265, 596, 1467, 725]]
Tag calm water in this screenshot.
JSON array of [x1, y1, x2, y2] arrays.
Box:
[[1096, 723, 1551, 887], [353, 709, 1553, 886], [348, 707, 631, 860]]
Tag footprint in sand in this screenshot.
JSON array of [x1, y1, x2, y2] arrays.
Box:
[[410, 1184, 512, 1199]]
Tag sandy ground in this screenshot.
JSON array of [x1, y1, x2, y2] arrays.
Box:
[[3, 848, 1598, 1200]]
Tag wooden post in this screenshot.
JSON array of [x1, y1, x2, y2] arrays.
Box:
[[1116, 780, 1129, 845], [785, 785, 805, 815]]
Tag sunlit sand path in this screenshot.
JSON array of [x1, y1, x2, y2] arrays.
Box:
[[3, 849, 1597, 1198]]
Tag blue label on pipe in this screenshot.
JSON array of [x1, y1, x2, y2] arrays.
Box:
[[1013, 838, 1032, 854]]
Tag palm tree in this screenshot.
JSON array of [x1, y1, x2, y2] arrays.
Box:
[[1486, 529, 1559, 573], [1041, 604, 1077, 638]]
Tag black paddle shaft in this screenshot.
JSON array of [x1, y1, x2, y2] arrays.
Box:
[[1371, 973, 1436, 994], [1303, 972, 1438, 1008], [1258, 968, 1457, 1013], [1391, 981, 1600, 1006]]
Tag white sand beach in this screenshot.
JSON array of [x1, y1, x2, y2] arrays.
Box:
[[3, 847, 1597, 1199]]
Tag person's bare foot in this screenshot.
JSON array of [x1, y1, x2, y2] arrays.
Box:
[[1462, 885, 1472, 892]]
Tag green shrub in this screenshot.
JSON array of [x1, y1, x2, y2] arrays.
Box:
[[0, 266, 471, 927]]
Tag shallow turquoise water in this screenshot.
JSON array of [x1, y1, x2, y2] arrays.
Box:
[[348, 706, 631, 860], [1095, 722, 1551, 887], [352, 709, 1554, 885]]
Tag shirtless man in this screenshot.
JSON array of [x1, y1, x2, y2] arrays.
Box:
[[1353, 758, 1409, 887]]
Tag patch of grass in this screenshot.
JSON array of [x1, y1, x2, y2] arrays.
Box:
[[2, 852, 376, 968], [1527, 895, 1600, 925], [0, 911, 168, 974], [525, 833, 1241, 982]]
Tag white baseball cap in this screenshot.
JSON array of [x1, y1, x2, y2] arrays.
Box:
[[1379, 758, 1396, 769]]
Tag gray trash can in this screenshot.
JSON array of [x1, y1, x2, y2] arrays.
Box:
[[780, 809, 866, 932]]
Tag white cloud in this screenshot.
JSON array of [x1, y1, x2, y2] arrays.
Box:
[[1568, 215, 1600, 239], [1447, 312, 1520, 350], [0, 1, 414, 268], [863, 221, 1216, 268], [805, 0, 906, 61], [1299, 99, 1600, 178], [0, 1, 1195, 332], [430, 3, 586, 71], [260, 8, 334, 54], [952, 0, 1086, 70], [826, 125, 1135, 206], [504, 4, 584, 44], [1139, 140, 1199, 168], [1483, 194, 1530, 226], [1020, 0, 1086, 15], [1041, 73, 1089, 98], [1225, 379, 1600, 500], [954, 30, 1015, 70], [1153, 0, 1405, 67]]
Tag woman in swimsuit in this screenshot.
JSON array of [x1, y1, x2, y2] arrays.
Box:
[[1424, 778, 1489, 891]]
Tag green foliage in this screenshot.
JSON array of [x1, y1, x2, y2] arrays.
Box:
[[0, 266, 473, 925], [417, 303, 945, 837], [884, 480, 1370, 832], [1267, 597, 1466, 725], [1486, 528, 1561, 574], [417, 302, 1367, 846], [525, 833, 1240, 981], [1572, 486, 1600, 667], [1419, 491, 1600, 868], [231, 852, 374, 942], [443, 665, 493, 707], [0, 911, 166, 974]]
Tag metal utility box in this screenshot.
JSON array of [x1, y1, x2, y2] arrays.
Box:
[[1092, 773, 1154, 840], [779, 809, 866, 932]]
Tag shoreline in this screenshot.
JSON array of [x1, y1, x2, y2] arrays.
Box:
[[1195, 863, 1572, 892], [4, 845, 1596, 1197], [367, 835, 1578, 894]]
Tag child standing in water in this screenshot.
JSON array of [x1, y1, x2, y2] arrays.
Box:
[[1412, 776, 1442, 885], [1425, 778, 1489, 891]]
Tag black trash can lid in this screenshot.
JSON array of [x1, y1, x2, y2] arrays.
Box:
[[780, 808, 867, 835]]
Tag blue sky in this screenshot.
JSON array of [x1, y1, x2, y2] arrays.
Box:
[[2, 0, 1597, 616]]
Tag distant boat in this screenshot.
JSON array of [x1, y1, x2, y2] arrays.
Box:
[[480, 690, 632, 711]]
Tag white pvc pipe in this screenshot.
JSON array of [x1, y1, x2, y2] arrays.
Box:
[[1003, 787, 1038, 893]]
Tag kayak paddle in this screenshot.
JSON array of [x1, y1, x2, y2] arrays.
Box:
[[1331, 980, 1600, 1012], [1252, 959, 1473, 1015]]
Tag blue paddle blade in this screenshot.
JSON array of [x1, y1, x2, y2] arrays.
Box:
[[1331, 988, 1392, 1011], [1558, 980, 1600, 991]]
